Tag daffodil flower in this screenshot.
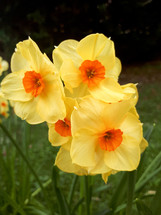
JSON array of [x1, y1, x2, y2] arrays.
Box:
[[53, 33, 122, 97], [1, 38, 66, 124], [70, 96, 148, 174], [0, 57, 9, 76]]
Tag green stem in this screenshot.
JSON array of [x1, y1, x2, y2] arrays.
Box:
[[68, 175, 78, 206], [126, 171, 136, 215], [78, 176, 84, 215], [0, 123, 46, 200], [84, 176, 90, 215]]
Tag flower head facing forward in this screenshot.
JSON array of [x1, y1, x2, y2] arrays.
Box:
[[53, 33, 121, 96], [70, 96, 145, 174], [1, 38, 66, 124]]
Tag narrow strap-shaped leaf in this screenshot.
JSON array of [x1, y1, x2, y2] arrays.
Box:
[[0, 190, 25, 215], [126, 170, 137, 215], [150, 178, 161, 214], [71, 197, 84, 215], [109, 172, 127, 209], [68, 175, 78, 206], [136, 199, 153, 215], [52, 166, 70, 215], [0, 123, 47, 200], [137, 124, 155, 180], [135, 151, 161, 192]]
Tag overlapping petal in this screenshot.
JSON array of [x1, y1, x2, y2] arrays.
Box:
[[104, 135, 140, 171], [55, 145, 88, 175]]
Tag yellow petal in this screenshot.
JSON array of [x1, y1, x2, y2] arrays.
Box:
[[37, 73, 66, 123], [71, 129, 97, 167], [64, 83, 89, 98], [129, 107, 139, 118], [60, 59, 82, 90], [90, 78, 125, 103], [104, 135, 140, 171], [121, 83, 138, 106], [71, 96, 106, 134], [90, 78, 138, 104], [1, 71, 33, 101], [140, 137, 148, 153], [119, 112, 143, 143], [77, 34, 115, 69], [11, 51, 30, 72], [12, 99, 43, 124], [16, 38, 44, 72], [53, 39, 81, 70], [48, 123, 71, 146], [64, 97, 78, 119], [55, 146, 87, 175], [102, 170, 117, 183], [88, 146, 111, 174], [105, 57, 122, 80]]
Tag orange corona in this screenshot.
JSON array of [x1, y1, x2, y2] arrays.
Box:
[[79, 60, 105, 88], [23, 71, 45, 97], [55, 118, 72, 137], [98, 129, 123, 151], [1, 102, 6, 107]]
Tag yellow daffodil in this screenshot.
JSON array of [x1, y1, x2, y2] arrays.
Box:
[[0, 57, 9, 76], [70, 96, 147, 174], [1, 38, 66, 124], [53, 33, 122, 97], [0, 91, 9, 118]]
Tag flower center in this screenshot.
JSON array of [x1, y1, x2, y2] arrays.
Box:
[[23, 71, 45, 97], [55, 118, 72, 137], [79, 60, 105, 88], [98, 129, 123, 151]]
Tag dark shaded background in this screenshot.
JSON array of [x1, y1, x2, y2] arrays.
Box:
[[0, 0, 161, 64]]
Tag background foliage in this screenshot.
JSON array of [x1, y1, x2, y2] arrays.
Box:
[[0, 0, 161, 63]]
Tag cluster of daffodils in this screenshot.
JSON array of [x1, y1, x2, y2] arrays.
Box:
[[0, 56, 9, 76], [1, 33, 148, 182]]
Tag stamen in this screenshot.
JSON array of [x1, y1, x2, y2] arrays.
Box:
[[79, 60, 105, 88], [98, 129, 123, 151], [23, 71, 45, 97]]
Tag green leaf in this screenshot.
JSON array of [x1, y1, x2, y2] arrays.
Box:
[[24, 198, 50, 215], [150, 179, 161, 214], [136, 200, 153, 215], [71, 197, 84, 215], [52, 166, 70, 215], [137, 124, 155, 180], [109, 172, 127, 209], [0, 190, 25, 215], [68, 175, 78, 206], [126, 171, 137, 215], [135, 151, 161, 192]]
